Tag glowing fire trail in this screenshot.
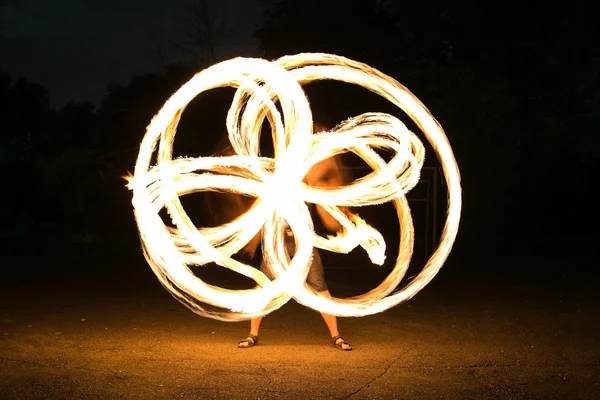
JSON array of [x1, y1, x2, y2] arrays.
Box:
[[127, 53, 461, 321]]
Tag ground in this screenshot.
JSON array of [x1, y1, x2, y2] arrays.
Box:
[[1, 245, 598, 399]]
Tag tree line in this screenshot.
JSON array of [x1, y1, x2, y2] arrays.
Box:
[[2, 0, 597, 262]]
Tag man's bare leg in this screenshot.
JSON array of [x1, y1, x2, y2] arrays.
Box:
[[319, 290, 352, 350], [249, 317, 262, 337], [238, 317, 263, 348]]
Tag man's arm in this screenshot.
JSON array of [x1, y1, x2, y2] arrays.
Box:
[[240, 230, 261, 259]]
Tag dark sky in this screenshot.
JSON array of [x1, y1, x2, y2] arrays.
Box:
[[1, 0, 264, 107]]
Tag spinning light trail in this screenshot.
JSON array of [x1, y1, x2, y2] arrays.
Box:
[[127, 53, 461, 321]]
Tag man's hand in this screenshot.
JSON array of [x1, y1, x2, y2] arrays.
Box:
[[239, 231, 261, 259]]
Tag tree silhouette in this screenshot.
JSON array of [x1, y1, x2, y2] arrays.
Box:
[[253, 0, 599, 249], [0, 73, 105, 251], [4, 1, 596, 268]]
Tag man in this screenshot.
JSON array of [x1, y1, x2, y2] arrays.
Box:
[[207, 124, 353, 351]]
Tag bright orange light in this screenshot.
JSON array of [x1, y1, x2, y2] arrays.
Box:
[[127, 53, 462, 321]]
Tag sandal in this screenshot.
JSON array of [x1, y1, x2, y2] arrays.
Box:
[[332, 335, 352, 351], [238, 334, 258, 348]]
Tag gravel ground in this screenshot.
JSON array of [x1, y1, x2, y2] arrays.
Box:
[[1, 252, 598, 399]]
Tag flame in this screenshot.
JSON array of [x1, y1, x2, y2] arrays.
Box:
[[128, 53, 462, 321]]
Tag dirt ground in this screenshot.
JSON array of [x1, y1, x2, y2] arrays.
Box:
[[1, 253, 599, 400]]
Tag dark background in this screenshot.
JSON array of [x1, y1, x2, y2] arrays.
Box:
[[1, 0, 598, 285]]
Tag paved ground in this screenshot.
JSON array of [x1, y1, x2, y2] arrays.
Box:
[[1, 250, 599, 399]]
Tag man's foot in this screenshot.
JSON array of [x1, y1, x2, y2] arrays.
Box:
[[332, 335, 352, 351], [238, 334, 258, 348]]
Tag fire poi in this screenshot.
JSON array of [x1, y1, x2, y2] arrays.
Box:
[[126, 53, 461, 321]]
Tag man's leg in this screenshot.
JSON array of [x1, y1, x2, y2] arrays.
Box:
[[319, 290, 352, 350], [238, 243, 272, 348], [238, 317, 263, 348], [249, 316, 262, 337]]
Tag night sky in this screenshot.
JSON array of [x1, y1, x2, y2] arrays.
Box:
[[1, 0, 263, 106]]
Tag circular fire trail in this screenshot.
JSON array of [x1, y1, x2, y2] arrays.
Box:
[[127, 53, 461, 321]]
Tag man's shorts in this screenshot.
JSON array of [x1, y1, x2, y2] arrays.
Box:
[[259, 232, 328, 292]]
